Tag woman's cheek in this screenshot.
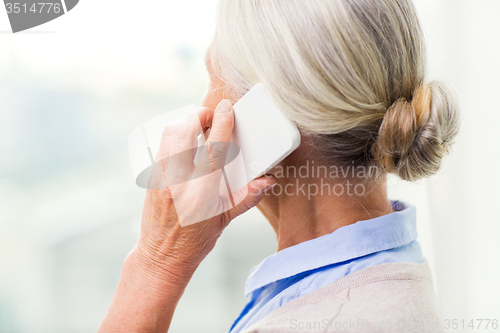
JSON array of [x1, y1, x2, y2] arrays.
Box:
[[201, 79, 226, 110]]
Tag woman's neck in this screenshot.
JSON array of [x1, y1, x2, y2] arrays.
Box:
[[256, 152, 394, 251]]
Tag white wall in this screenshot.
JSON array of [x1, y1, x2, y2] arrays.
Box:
[[405, 0, 500, 324]]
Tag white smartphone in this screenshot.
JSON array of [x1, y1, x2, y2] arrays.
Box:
[[218, 83, 301, 193], [129, 83, 301, 193]]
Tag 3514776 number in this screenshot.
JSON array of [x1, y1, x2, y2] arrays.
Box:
[[5, 2, 62, 14], [444, 319, 498, 330]]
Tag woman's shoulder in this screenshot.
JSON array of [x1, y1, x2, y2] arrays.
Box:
[[243, 261, 445, 333]]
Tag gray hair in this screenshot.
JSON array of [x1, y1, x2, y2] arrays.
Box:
[[209, 0, 460, 182]]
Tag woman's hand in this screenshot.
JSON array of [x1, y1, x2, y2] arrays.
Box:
[[98, 99, 277, 333], [135, 98, 278, 282]]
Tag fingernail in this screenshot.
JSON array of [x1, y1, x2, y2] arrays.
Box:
[[216, 99, 232, 113]]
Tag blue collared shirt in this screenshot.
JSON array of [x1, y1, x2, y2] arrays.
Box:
[[228, 201, 424, 333]]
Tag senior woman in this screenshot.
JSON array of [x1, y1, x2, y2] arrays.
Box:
[[99, 0, 459, 332]]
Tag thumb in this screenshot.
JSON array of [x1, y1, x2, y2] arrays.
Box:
[[228, 176, 277, 220]]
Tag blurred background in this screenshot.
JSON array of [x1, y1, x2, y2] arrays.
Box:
[[0, 0, 498, 332]]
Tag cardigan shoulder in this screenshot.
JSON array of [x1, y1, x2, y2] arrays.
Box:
[[242, 261, 444, 333]]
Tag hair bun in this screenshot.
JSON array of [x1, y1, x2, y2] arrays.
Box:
[[372, 81, 460, 182]]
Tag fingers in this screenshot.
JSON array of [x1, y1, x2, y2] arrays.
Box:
[[163, 108, 213, 183], [197, 107, 215, 132], [155, 107, 212, 162], [194, 100, 234, 178], [228, 176, 277, 220], [207, 100, 234, 144]]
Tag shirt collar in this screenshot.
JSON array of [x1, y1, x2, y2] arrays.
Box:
[[244, 200, 417, 297]]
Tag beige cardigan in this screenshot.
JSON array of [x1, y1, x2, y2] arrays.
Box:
[[242, 261, 444, 333]]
